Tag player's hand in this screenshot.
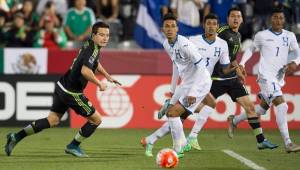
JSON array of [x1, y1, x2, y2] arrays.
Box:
[[186, 96, 196, 107], [239, 65, 247, 77], [98, 82, 107, 91], [108, 77, 122, 86], [285, 62, 298, 75]]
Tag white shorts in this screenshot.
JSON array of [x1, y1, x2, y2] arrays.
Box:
[[257, 78, 283, 106], [170, 80, 211, 113]]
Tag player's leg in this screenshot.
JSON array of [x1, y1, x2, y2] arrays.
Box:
[[5, 90, 67, 156], [141, 87, 185, 156], [229, 99, 269, 130], [65, 94, 101, 157], [167, 103, 187, 157], [187, 93, 216, 150], [236, 95, 278, 149], [273, 96, 300, 153]]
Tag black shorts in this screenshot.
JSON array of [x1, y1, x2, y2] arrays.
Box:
[[210, 78, 248, 102], [50, 84, 95, 117]]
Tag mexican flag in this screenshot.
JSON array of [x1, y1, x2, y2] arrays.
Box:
[[4, 48, 48, 74]]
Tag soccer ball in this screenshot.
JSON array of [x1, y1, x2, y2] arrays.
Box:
[[156, 148, 179, 168]]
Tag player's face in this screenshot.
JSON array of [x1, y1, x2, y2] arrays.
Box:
[[227, 11, 243, 30], [204, 19, 218, 36], [93, 28, 109, 47], [162, 20, 178, 41], [271, 13, 285, 31]]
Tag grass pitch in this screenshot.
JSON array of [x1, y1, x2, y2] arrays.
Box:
[[0, 128, 299, 170]]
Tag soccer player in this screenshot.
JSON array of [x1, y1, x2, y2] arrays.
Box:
[[142, 13, 212, 158], [153, 7, 278, 151], [141, 13, 237, 155], [228, 7, 300, 153], [5, 22, 121, 157]]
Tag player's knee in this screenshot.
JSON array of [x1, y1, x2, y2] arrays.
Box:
[[47, 114, 60, 127], [244, 104, 256, 116], [88, 111, 102, 125]]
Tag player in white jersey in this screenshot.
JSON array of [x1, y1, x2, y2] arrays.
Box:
[[140, 14, 238, 156], [141, 13, 212, 158], [228, 8, 300, 153]]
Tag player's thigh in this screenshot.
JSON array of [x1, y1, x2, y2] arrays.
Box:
[[68, 93, 96, 118], [202, 93, 216, 108], [49, 90, 68, 126], [227, 79, 248, 102], [236, 95, 256, 116], [257, 78, 283, 106], [210, 80, 228, 99]]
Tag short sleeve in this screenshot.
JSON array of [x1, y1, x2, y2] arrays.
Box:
[[220, 42, 230, 65], [82, 47, 96, 69]]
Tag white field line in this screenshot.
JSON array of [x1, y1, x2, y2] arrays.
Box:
[[222, 149, 267, 170]]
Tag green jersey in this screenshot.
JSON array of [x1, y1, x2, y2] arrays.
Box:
[[212, 25, 241, 79], [64, 7, 95, 36]]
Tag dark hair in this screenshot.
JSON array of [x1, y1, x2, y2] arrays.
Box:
[[45, 1, 54, 9], [272, 7, 284, 15], [204, 13, 219, 23], [163, 12, 177, 22], [227, 7, 242, 17], [92, 21, 109, 34]]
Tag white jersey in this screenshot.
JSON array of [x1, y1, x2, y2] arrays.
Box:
[[253, 29, 299, 84], [189, 34, 230, 75], [163, 35, 211, 96]]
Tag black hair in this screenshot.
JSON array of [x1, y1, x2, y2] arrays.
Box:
[[272, 7, 284, 15], [163, 12, 177, 22], [92, 21, 109, 34], [45, 1, 54, 9], [227, 7, 242, 17], [204, 13, 219, 23]]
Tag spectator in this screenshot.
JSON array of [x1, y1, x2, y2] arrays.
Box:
[[95, 0, 122, 47], [36, 0, 68, 20], [119, 0, 139, 40], [0, 0, 21, 21], [204, 0, 235, 24], [0, 12, 34, 47], [34, 17, 67, 48], [19, 0, 39, 31], [251, 0, 277, 33], [38, 1, 60, 28], [64, 0, 95, 47], [95, 0, 119, 21], [170, 0, 202, 27]]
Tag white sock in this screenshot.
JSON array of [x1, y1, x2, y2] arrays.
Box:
[[189, 106, 214, 138], [233, 105, 267, 125], [146, 122, 170, 145], [275, 103, 291, 146], [168, 117, 184, 152]]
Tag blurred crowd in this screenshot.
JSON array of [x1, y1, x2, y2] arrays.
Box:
[[0, 0, 299, 49]]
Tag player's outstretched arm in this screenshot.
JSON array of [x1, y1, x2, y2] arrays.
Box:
[[97, 62, 122, 86], [81, 65, 107, 91]]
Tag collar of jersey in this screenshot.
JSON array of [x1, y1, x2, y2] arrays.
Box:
[[202, 34, 215, 45], [169, 35, 178, 47], [268, 28, 282, 36]]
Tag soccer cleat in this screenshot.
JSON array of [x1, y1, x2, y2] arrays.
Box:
[[158, 99, 170, 119], [257, 139, 279, 150], [176, 149, 184, 159], [285, 143, 300, 153], [183, 143, 192, 152], [227, 115, 237, 138], [187, 137, 202, 150], [65, 144, 89, 158], [5, 133, 18, 156], [140, 137, 153, 157]]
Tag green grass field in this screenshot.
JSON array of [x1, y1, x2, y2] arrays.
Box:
[[0, 128, 299, 170]]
